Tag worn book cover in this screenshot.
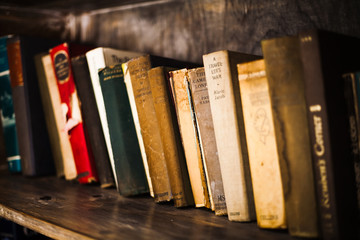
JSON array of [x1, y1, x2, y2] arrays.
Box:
[[300, 29, 359, 240], [49, 43, 98, 184], [98, 65, 149, 196], [187, 67, 226, 215], [148, 66, 194, 207], [0, 35, 21, 173], [7, 35, 56, 176], [237, 59, 286, 229], [72, 54, 115, 188], [203, 50, 259, 221]]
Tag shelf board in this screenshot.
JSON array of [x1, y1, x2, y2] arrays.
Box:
[[0, 169, 293, 239]]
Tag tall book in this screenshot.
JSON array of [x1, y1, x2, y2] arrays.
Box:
[[71, 55, 115, 188], [148, 66, 194, 207], [7, 35, 56, 176], [261, 35, 318, 238], [237, 59, 286, 229], [203, 50, 259, 221], [98, 65, 149, 196], [299, 29, 359, 240], [49, 43, 98, 184], [169, 68, 210, 208], [34, 53, 76, 179], [85, 48, 150, 191], [187, 67, 227, 215], [0, 35, 21, 173]]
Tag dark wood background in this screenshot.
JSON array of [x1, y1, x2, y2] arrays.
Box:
[[1, 0, 360, 63]]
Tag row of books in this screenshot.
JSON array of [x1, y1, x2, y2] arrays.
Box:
[[0, 29, 359, 239]]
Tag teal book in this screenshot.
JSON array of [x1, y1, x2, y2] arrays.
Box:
[[0, 35, 21, 173], [99, 65, 149, 196]]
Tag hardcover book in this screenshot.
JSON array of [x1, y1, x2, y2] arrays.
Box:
[[148, 66, 194, 207], [0, 35, 21, 173], [71, 55, 115, 188], [49, 43, 98, 184], [237, 59, 286, 229], [7, 35, 56, 176], [169, 68, 210, 208], [203, 50, 259, 221], [299, 29, 360, 240], [98, 65, 149, 196], [187, 67, 227, 215]]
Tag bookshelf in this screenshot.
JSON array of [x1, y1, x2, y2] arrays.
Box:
[[0, 0, 360, 239]]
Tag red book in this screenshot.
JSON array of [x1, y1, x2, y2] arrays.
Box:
[[49, 43, 98, 184]]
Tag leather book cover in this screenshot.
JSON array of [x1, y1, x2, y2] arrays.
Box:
[[98, 65, 149, 196], [49, 43, 98, 184], [187, 67, 227, 215], [300, 29, 360, 240], [148, 66, 194, 207], [237, 59, 286, 229], [7, 35, 56, 176], [71, 54, 115, 188]]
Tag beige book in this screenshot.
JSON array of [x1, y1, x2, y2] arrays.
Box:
[[237, 59, 286, 229], [187, 67, 227, 215], [169, 69, 210, 208], [123, 62, 154, 197], [203, 50, 259, 221], [125, 56, 172, 202], [148, 66, 194, 207], [36, 54, 77, 180]]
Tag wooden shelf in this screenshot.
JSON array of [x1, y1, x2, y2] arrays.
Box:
[[0, 168, 294, 240]]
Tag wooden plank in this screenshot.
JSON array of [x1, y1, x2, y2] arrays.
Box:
[[0, 169, 292, 239]]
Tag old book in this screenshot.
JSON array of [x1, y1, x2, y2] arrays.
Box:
[[85, 47, 149, 191], [7, 35, 56, 176], [299, 29, 359, 240], [98, 65, 149, 196], [237, 59, 286, 229], [71, 55, 115, 188], [261, 35, 318, 237], [202, 50, 259, 221], [148, 66, 194, 207], [0, 35, 21, 173], [49, 43, 98, 184], [34, 53, 76, 179], [187, 67, 226, 215], [169, 68, 210, 208]]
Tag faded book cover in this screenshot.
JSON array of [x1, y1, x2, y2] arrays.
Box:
[[148, 66, 194, 207], [237, 59, 286, 229], [169, 68, 210, 208], [99, 65, 149, 196], [261, 36, 318, 237], [49, 43, 98, 184], [187, 67, 226, 215], [72, 54, 115, 188], [203, 50, 258, 221]]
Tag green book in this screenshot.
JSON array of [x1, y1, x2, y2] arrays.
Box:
[[99, 64, 149, 196]]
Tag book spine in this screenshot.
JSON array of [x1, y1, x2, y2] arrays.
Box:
[[71, 55, 114, 188], [262, 36, 318, 237], [203, 51, 255, 221], [148, 66, 194, 207], [0, 36, 21, 173], [237, 59, 286, 229], [126, 56, 172, 202], [99, 65, 149, 196], [50, 43, 98, 184], [169, 69, 210, 208], [187, 67, 226, 214]]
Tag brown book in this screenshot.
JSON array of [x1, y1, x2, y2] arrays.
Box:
[[237, 59, 286, 229], [187, 67, 226, 215], [169, 68, 210, 208], [148, 66, 194, 207]]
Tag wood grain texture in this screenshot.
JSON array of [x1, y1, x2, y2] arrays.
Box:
[[0, 169, 293, 239]]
